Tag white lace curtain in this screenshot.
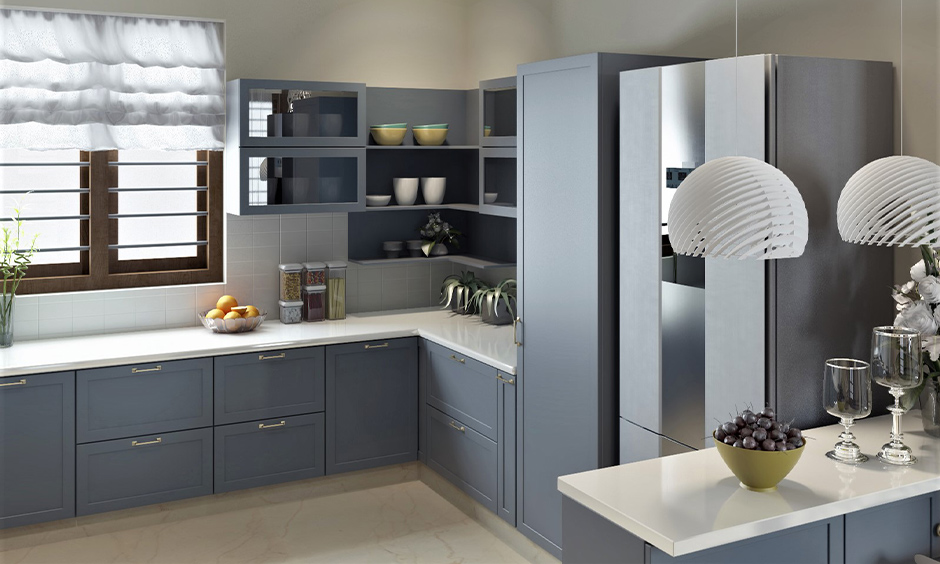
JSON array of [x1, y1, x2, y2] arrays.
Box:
[[0, 9, 224, 151]]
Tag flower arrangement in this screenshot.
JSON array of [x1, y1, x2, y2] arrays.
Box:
[[419, 212, 461, 257], [1, 202, 39, 347], [892, 246, 940, 401]]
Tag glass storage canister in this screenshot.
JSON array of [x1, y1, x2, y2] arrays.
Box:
[[278, 263, 303, 301], [326, 261, 347, 320], [303, 261, 327, 286], [278, 299, 303, 324], [302, 285, 326, 322]]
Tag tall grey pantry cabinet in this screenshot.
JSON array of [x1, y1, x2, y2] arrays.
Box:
[[515, 52, 697, 557]]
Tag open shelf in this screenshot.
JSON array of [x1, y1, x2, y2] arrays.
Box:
[[367, 145, 479, 150], [364, 203, 479, 213], [349, 254, 514, 269], [478, 203, 517, 218]]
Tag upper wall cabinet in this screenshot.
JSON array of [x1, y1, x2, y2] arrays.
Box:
[[479, 77, 517, 148], [226, 79, 367, 148]]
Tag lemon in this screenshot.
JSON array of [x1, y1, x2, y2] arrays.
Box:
[[216, 295, 238, 313], [205, 308, 225, 319], [243, 305, 260, 318], [223, 311, 241, 320]]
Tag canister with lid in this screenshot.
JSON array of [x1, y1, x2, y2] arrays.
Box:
[[278, 299, 303, 324], [302, 261, 327, 286], [326, 261, 347, 320], [302, 285, 326, 322], [278, 263, 303, 301]]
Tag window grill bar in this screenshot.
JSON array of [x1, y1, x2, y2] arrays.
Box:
[[0, 162, 89, 167], [108, 186, 207, 193], [108, 212, 207, 219], [20, 246, 90, 253], [108, 241, 207, 250], [0, 215, 89, 222], [107, 161, 208, 166], [0, 189, 88, 195]]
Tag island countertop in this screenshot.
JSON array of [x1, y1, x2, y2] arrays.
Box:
[[558, 414, 940, 557], [0, 309, 516, 377]]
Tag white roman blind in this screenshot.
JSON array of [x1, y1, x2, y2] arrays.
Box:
[[0, 8, 224, 151]]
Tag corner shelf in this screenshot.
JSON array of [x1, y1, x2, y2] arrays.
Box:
[[349, 255, 515, 270], [366, 145, 479, 150], [478, 203, 517, 218], [364, 203, 479, 213]]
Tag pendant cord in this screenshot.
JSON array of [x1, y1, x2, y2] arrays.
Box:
[[900, 0, 904, 156], [734, 0, 739, 157]]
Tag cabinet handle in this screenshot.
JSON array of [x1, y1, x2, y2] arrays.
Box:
[[132, 437, 162, 447], [259, 420, 286, 429], [0, 379, 26, 387], [449, 421, 466, 433], [935, 524, 940, 537], [497, 374, 515, 385], [450, 354, 466, 364], [513, 317, 522, 346], [364, 343, 389, 350], [258, 353, 285, 361], [131, 365, 162, 374]]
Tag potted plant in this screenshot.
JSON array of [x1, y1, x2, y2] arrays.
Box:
[[440, 270, 485, 315], [1, 203, 39, 348], [471, 278, 516, 326], [419, 212, 461, 257]]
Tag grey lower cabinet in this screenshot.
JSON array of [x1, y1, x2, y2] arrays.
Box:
[[325, 338, 418, 475], [0, 372, 75, 529], [496, 370, 516, 525], [843, 494, 938, 564], [76, 428, 213, 516], [214, 413, 325, 493], [427, 405, 498, 510]]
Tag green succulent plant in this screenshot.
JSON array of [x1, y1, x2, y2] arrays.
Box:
[[440, 270, 485, 314], [470, 278, 516, 319]]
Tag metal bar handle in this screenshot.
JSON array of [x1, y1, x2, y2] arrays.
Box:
[[259, 420, 286, 430], [513, 317, 522, 346], [132, 365, 162, 374], [0, 379, 26, 387], [449, 421, 466, 433], [450, 354, 466, 364], [497, 374, 515, 385], [258, 353, 286, 361], [132, 437, 162, 447], [364, 343, 389, 350]]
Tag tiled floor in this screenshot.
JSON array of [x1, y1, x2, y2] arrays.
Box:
[[0, 465, 553, 564]]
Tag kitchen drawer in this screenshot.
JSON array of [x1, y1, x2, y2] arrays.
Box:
[[214, 413, 325, 493], [77, 358, 213, 443], [426, 406, 497, 512], [425, 340, 497, 441], [76, 427, 213, 516], [214, 347, 325, 425]]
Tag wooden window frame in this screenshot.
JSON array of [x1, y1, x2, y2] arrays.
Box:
[[17, 150, 223, 295]]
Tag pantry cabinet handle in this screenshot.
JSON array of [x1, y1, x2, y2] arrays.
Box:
[[364, 343, 389, 350], [513, 317, 522, 346], [258, 353, 285, 361], [449, 421, 466, 433], [450, 354, 466, 364], [259, 420, 286, 430], [0, 379, 26, 387], [132, 365, 162, 374], [935, 524, 940, 537], [497, 374, 515, 385], [132, 437, 162, 447]]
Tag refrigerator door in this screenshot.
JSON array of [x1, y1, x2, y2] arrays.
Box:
[[620, 418, 696, 465]]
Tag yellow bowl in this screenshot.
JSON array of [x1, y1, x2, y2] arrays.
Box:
[[413, 128, 448, 146], [370, 127, 407, 146], [713, 434, 804, 491]]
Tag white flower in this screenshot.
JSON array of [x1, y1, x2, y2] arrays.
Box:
[[925, 336, 940, 362], [912, 260, 928, 282], [920, 276, 940, 304], [895, 293, 914, 311], [896, 301, 939, 337], [902, 281, 916, 294]]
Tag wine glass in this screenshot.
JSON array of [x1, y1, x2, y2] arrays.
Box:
[[871, 326, 922, 465], [823, 358, 872, 464]]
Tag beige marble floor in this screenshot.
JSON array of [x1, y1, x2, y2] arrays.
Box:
[[0, 476, 547, 564]]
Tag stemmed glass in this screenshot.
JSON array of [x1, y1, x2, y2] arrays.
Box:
[[871, 326, 922, 465], [823, 358, 872, 464]]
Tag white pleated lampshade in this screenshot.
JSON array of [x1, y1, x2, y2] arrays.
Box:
[[667, 156, 809, 259], [837, 155, 940, 247]]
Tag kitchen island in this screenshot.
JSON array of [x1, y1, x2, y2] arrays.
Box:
[[559, 414, 940, 563]]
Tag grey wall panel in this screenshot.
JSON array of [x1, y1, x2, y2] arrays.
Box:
[[772, 56, 895, 429], [0, 372, 75, 529]]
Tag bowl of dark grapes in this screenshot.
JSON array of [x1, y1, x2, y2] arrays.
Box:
[[713, 406, 805, 492]]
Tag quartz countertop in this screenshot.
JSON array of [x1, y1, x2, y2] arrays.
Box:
[[558, 414, 940, 557], [0, 309, 516, 377]]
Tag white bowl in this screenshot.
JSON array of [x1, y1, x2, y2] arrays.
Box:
[[421, 177, 446, 205], [484, 192, 498, 204], [393, 178, 419, 206], [366, 195, 392, 207]]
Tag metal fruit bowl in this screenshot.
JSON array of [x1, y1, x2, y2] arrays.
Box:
[[197, 310, 267, 334]]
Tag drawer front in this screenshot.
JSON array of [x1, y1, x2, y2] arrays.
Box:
[[76, 427, 213, 516], [426, 406, 497, 512], [425, 340, 497, 440], [0, 372, 75, 529], [214, 413, 325, 493], [214, 347, 325, 425], [77, 358, 213, 443]]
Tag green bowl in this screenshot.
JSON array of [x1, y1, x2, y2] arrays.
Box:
[[371, 123, 407, 129], [713, 433, 804, 491], [413, 123, 449, 129]]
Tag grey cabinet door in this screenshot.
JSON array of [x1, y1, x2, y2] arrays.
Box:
[[325, 338, 417, 474], [497, 371, 516, 525], [0, 372, 75, 529], [418, 339, 428, 463], [214, 413, 325, 493], [77, 358, 213, 443], [76, 428, 213, 516], [426, 405, 497, 512], [425, 339, 498, 441], [845, 494, 932, 564], [214, 347, 325, 425]]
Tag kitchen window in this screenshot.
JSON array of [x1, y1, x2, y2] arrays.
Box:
[[0, 8, 225, 294]]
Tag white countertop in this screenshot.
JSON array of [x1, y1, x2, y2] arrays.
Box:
[[558, 414, 940, 557], [0, 309, 517, 377]]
